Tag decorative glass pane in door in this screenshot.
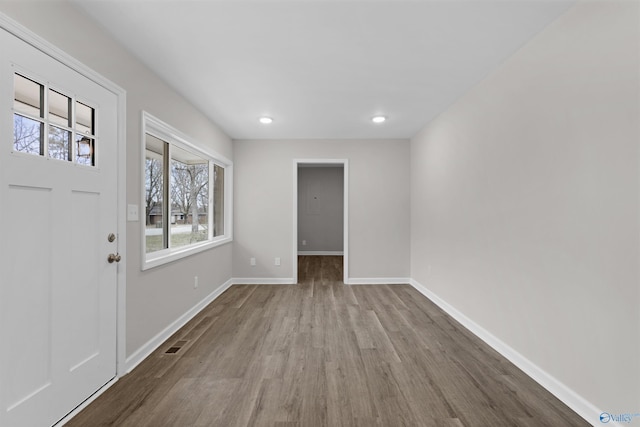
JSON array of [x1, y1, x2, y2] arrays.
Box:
[[13, 74, 43, 155]]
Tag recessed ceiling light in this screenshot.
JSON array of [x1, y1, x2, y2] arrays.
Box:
[[371, 115, 386, 124], [259, 117, 273, 124]]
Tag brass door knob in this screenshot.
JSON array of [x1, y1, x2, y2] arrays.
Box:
[[107, 253, 122, 263]]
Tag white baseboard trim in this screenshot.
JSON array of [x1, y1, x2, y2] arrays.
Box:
[[346, 277, 411, 285], [409, 279, 606, 427], [232, 278, 296, 285], [298, 251, 344, 256], [124, 278, 233, 373]]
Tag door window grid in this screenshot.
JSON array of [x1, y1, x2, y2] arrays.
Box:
[[12, 73, 97, 166]]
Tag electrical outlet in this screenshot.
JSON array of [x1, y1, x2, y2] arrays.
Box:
[[302, 240, 306, 246], [194, 276, 198, 289], [250, 257, 256, 266], [275, 257, 281, 266]]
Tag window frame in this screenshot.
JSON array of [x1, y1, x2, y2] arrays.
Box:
[[141, 111, 233, 270]]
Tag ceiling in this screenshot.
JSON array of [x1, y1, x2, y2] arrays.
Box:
[[74, 0, 574, 140]]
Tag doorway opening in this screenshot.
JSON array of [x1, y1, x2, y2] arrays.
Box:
[[293, 159, 348, 284]]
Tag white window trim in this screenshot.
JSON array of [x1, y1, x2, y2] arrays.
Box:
[[141, 111, 233, 270]]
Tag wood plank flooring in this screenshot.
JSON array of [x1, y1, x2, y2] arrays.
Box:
[[67, 256, 588, 426]]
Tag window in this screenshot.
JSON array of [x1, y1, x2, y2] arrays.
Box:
[[13, 73, 96, 166], [142, 112, 232, 269]]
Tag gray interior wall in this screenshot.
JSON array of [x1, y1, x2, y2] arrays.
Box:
[[233, 139, 410, 281], [0, 3, 234, 359], [297, 167, 344, 253], [410, 1, 639, 412]]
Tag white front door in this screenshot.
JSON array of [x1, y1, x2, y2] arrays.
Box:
[[0, 27, 119, 427]]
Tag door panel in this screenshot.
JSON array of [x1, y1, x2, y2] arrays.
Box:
[[4, 185, 53, 412], [68, 190, 101, 368], [0, 27, 118, 427]]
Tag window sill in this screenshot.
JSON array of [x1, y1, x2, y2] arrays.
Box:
[[142, 236, 232, 271]]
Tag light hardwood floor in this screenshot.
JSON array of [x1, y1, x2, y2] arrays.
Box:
[[67, 256, 588, 426]]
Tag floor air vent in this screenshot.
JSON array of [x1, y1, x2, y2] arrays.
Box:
[[165, 340, 188, 354]]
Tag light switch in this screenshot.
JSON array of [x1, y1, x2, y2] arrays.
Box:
[[127, 204, 139, 222]]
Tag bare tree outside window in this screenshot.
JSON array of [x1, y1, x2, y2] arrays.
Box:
[[171, 160, 208, 245], [13, 114, 42, 155], [49, 126, 71, 161], [145, 156, 163, 226]]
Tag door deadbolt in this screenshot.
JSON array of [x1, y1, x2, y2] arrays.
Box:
[[107, 233, 116, 242]]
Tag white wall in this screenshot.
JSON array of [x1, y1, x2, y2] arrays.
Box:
[[0, 3, 234, 360], [234, 139, 410, 282], [298, 166, 344, 253], [410, 0, 639, 416]]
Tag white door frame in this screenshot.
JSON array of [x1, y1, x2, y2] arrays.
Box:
[[0, 11, 127, 380], [293, 159, 349, 284]]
